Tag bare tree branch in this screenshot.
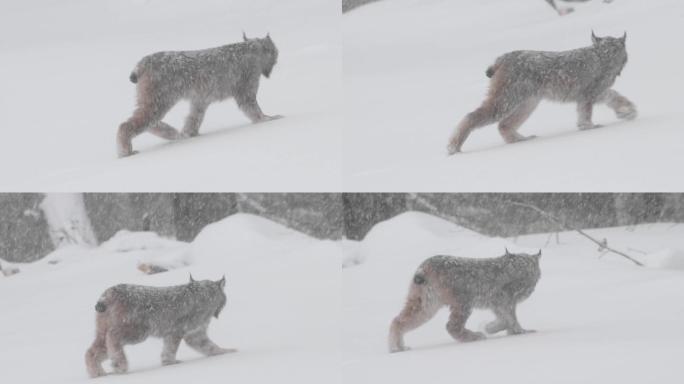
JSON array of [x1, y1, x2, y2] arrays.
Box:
[[508, 200, 644, 267]]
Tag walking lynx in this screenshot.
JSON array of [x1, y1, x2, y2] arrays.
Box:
[[447, 32, 636, 154], [117, 33, 281, 157], [389, 249, 541, 353], [85, 275, 234, 378]]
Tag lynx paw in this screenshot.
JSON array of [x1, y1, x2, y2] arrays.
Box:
[[117, 150, 139, 158], [616, 106, 637, 120], [578, 123, 603, 130], [180, 131, 199, 139], [389, 345, 410, 353], [211, 348, 238, 356], [459, 331, 486, 342], [263, 114, 284, 122], [447, 144, 461, 155], [509, 328, 536, 336], [558, 7, 574, 15]]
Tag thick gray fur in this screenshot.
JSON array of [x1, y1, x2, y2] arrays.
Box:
[[389, 249, 541, 353], [117, 33, 281, 157], [85, 275, 234, 378], [448, 32, 637, 154]]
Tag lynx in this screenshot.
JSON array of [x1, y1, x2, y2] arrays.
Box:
[[389, 249, 541, 353], [117, 33, 281, 157], [447, 32, 636, 154], [85, 275, 234, 377]]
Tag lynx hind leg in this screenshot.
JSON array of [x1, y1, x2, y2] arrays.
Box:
[[447, 102, 498, 154], [105, 331, 129, 374], [147, 121, 181, 141], [497, 98, 540, 144], [85, 334, 108, 378], [600, 89, 637, 121], [446, 304, 485, 342], [388, 281, 441, 353], [492, 303, 533, 335], [180, 102, 208, 138], [184, 327, 235, 357], [117, 80, 174, 158]]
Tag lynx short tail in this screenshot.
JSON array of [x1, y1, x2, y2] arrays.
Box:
[[95, 301, 106, 312]]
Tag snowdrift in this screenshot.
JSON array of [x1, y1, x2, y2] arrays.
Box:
[[343, 212, 684, 384], [343, 0, 684, 191], [0, 213, 341, 384]]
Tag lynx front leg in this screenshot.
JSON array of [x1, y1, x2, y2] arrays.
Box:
[[180, 102, 208, 138], [598, 89, 637, 121], [236, 93, 282, 123], [184, 327, 236, 357], [577, 101, 601, 130], [161, 334, 183, 366], [446, 304, 485, 342], [492, 303, 534, 335]]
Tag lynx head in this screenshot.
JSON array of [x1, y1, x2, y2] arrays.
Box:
[[504, 248, 542, 264], [591, 31, 628, 73], [243, 32, 279, 78], [189, 274, 227, 319]]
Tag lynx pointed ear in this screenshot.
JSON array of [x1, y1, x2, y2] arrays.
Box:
[[266, 32, 271, 40], [243, 31, 248, 42], [505, 247, 511, 256], [621, 31, 627, 44], [189, 273, 195, 283], [218, 275, 226, 289], [535, 249, 542, 258], [591, 30, 599, 45]]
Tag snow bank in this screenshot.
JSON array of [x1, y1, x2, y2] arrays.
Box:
[[643, 248, 684, 270], [359, 211, 532, 266]]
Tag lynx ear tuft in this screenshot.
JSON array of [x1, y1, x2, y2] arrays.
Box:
[[621, 31, 627, 44], [218, 275, 226, 289], [505, 248, 512, 256], [189, 273, 195, 283], [535, 249, 542, 258], [591, 30, 600, 45], [243, 31, 249, 42]]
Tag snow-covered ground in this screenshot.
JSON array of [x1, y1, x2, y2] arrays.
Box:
[[343, 0, 684, 191], [343, 212, 684, 384], [0, 214, 342, 383], [0, 0, 341, 191]]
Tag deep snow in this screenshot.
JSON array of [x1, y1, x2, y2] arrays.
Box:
[[343, 0, 684, 191], [343, 212, 684, 384], [0, 0, 341, 191], [0, 214, 342, 383]]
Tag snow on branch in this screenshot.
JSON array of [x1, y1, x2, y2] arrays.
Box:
[[508, 200, 644, 267]]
